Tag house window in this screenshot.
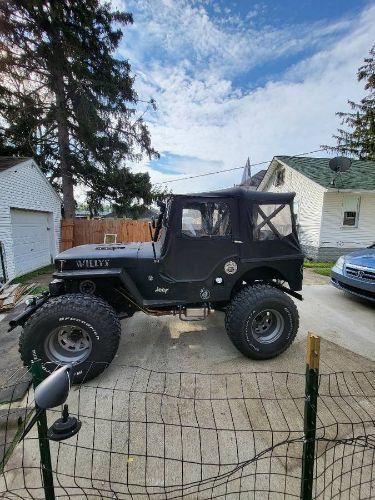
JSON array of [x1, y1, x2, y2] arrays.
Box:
[[274, 168, 285, 187], [181, 202, 231, 237], [342, 196, 360, 227]]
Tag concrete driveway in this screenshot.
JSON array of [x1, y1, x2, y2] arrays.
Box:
[[0, 277, 373, 384], [1, 279, 374, 498], [115, 280, 375, 374], [298, 282, 375, 362]]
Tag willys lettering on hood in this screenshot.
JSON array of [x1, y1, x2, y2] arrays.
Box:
[[76, 259, 110, 269]]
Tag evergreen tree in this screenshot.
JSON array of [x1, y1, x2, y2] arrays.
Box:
[[0, 1, 158, 217], [323, 45, 375, 160]]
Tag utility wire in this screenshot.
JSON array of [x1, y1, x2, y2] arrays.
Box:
[[154, 148, 326, 185]]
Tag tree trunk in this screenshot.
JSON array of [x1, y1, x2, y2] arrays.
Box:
[[49, 1, 75, 218], [54, 70, 75, 218]]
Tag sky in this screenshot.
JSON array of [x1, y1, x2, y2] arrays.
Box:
[[113, 0, 375, 194]]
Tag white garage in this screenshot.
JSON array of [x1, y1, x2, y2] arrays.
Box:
[[0, 158, 62, 282]]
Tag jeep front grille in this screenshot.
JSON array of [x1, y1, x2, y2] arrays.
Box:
[[345, 265, 375, 282]]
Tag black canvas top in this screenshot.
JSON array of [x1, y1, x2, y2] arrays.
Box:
[[174, 186, 295, 204]]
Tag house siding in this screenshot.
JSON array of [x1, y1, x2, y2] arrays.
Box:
[[259, 161, 325, 257], [318, 192, 375, 260], [0, 160, 61, 280], [257, 157, 375, 261]]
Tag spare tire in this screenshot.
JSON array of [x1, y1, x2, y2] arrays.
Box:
[[225, 284, 299, 359], [19, 293, 121, 383]]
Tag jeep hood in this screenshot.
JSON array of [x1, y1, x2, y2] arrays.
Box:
[[55, 242, 144, 271]]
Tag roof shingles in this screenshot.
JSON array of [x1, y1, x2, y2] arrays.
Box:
[[0, 157, 31, 173], [276, 156, 375, 190]]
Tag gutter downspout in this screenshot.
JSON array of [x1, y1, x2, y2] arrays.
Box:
[[0, 241, 7, 283]]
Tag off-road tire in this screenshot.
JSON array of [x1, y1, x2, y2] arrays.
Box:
[[19, 294, 121, 383], [225, 284, 299, 360]]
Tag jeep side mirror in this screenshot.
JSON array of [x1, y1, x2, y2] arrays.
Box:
[[19, 364, 74, 442], [35, 364, 72, 410]]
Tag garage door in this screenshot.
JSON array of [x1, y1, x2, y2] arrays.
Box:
[[11, 209, 53, 276]]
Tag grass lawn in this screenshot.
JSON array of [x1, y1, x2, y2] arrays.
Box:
[[11, 265, 53, 293], [304, 260, 335, 276], [28, 285, 49, 295], [11, 264, 54, 285]]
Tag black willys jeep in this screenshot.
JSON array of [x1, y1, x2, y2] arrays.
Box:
[[12, 187, 304, 381]]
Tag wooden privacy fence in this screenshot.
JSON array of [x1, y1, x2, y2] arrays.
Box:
[[60, 218, 150, 251]]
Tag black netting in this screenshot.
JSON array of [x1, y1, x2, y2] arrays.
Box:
[[0, 364, 374, 498]]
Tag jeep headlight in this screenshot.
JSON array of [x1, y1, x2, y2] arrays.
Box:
[[333, 256, 345, 271]]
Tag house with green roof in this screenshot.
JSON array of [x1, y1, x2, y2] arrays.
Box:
[[257, 156, 375, 260]]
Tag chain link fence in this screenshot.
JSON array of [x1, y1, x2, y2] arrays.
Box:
[[0, 358, 374, 498]]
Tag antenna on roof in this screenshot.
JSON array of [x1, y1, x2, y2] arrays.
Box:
[[329, 156, 352, 186]]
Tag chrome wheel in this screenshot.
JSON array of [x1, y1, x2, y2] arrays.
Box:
[[45, 325, 92, 364], [251, 309, 284, 344]]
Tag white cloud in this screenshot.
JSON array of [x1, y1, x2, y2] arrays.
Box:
[[117, 1, 375, 193], [122, 0, 352, 80]]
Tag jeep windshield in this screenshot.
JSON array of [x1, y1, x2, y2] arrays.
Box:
[[152, 198, 171, 243]]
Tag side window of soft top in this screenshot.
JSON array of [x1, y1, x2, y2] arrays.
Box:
[[181, 201, 232, 237], [253, 203, 293, 240]]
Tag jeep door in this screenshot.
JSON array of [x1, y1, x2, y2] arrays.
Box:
[[161, 197, 238, 281]]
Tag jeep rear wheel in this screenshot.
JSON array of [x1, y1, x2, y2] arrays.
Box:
[[19, 294, 121, 383], [225, 284, 299, 359]]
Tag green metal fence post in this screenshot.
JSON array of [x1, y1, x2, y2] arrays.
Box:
[[300, 333, 320, 500], [30, 360, 55, 500]]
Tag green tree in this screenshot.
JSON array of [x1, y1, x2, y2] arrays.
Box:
[[323, 45, 375, 160], [0, 0, 158, 217], [85, 167, 157, 219]]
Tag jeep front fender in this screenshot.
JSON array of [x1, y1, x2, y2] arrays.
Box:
[[53, 268, 144, 306]]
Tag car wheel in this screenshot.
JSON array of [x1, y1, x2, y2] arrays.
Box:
[[19, 293, 121, 383], [225, 284, 299, 359]]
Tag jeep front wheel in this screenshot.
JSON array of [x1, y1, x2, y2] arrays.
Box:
[[225, 284, 299, 359], [19, 294, 121, 383]]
